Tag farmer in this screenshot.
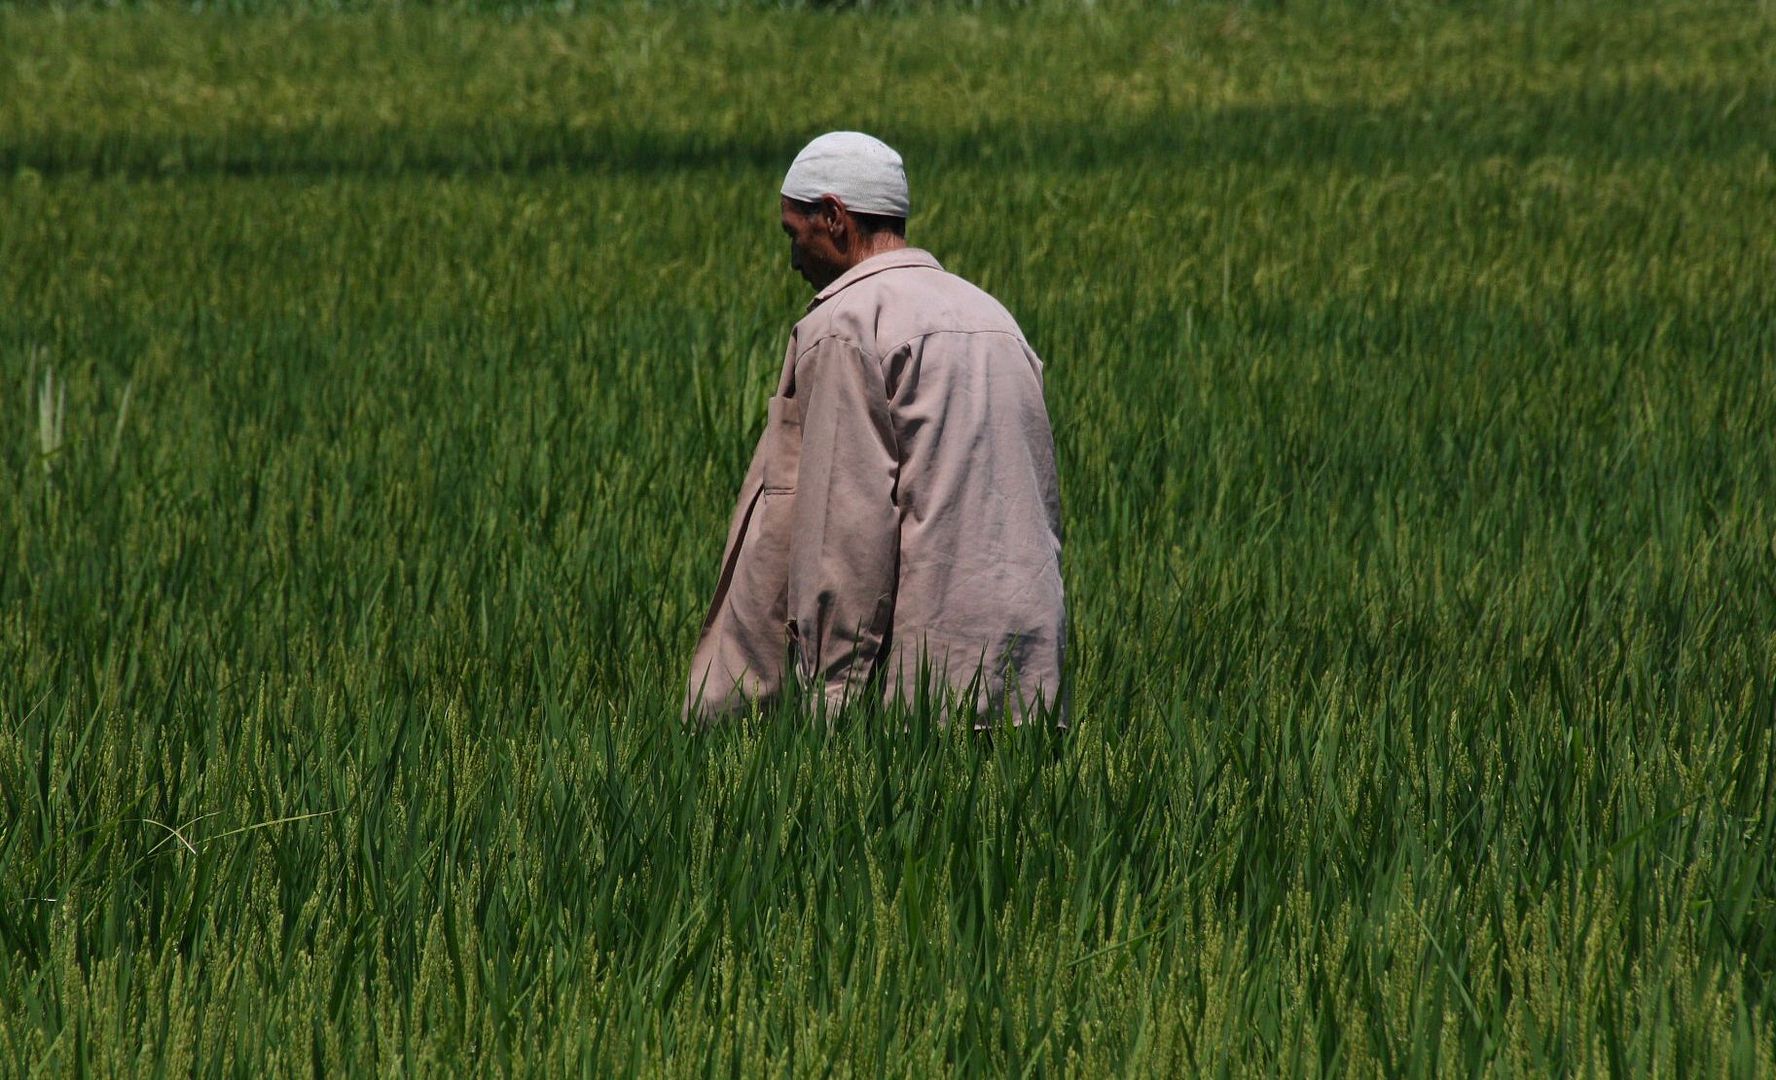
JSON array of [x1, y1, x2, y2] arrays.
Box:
[[684, 131, 1066, 726]]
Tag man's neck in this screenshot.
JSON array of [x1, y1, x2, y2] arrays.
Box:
[[842, 234, 909, 273]]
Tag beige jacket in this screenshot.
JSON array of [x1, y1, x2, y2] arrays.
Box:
[[685, 249, 1066, 725]]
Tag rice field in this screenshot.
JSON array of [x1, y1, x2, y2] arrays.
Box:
[[2, 1, 1773, 1073]]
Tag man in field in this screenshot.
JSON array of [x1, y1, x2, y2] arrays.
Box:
[[685, 131, 1066, 726]]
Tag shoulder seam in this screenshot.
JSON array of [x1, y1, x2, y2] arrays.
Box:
[[793, 334, 869, 364], [884, 328, 1026, 356]]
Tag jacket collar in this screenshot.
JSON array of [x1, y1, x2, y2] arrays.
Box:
[[807, 248, 942, 311]]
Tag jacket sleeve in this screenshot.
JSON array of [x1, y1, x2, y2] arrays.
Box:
[[787, 335, 900, 709]]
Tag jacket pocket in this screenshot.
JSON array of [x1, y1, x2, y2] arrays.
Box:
[[762, 394, 804, 494]]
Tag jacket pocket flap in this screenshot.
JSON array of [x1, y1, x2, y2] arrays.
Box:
[[762, 394, 803, 493]]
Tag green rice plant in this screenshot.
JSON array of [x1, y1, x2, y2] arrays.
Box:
[[0, 1, 1772, 1074], [33, 364, 64, 475]]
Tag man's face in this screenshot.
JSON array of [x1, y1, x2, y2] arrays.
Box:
[[780, 196, 843, 290]]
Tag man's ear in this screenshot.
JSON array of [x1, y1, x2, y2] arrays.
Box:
[[820, 195, 848, 244]]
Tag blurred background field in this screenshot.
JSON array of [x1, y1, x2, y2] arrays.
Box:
[[2, 1, 1773, 1073]]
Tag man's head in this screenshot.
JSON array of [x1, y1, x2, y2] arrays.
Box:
[[779, 132, 910, 291]]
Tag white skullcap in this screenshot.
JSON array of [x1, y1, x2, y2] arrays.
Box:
[[781, 131, 910, 218]]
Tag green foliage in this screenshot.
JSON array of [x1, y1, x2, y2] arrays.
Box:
[[2, 1, 1774, 1073]]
